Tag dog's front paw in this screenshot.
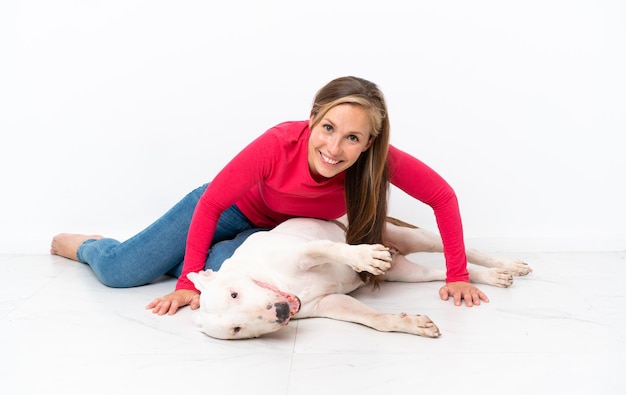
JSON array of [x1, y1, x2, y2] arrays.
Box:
[[400, 313, 441, 338], [349, 244, 392, 275]]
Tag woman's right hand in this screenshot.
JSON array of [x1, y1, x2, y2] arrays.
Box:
[[146, 289, 200, 315]]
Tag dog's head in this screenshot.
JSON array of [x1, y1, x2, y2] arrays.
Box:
[[187, 270, 301, 339]]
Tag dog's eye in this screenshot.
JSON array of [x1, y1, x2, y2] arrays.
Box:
[[233, 326, 242, 334], [230, 292, 238, 299]]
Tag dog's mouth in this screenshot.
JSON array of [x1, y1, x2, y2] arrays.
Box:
[[253, 280, 301, 317]]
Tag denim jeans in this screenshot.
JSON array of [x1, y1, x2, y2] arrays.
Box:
[[76, 183, 265, 288]]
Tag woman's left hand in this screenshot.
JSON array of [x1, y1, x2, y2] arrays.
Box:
[[439, 282, 489, 307]]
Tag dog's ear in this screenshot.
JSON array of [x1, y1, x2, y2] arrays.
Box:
[[187, 270, 214, 291], [198, 269, 214, 278]]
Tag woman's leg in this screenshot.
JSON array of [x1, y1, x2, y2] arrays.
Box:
[[205, 228, 267, 271], [73, 184, 209, 288], [167, 227, 267, 278]]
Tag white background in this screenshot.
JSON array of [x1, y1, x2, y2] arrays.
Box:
[[1, 0, 624, 253]]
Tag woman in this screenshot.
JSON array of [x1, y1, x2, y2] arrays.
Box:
[[51, 76, 488, 315]]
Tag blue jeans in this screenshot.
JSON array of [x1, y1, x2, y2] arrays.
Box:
[[76, 183, 265, 288]]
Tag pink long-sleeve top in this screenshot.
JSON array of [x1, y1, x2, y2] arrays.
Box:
[[176, 120, 469, 291]]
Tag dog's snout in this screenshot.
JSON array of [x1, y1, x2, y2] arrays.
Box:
[[274, 302, 290, 323]]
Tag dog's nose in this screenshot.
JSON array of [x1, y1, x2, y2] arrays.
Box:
[[274, 302, 290, 323]]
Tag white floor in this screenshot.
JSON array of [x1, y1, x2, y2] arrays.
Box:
[[1, 251, 625, 395]]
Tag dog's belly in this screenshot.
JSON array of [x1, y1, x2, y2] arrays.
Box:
[[220, 218, 362, 305], [226, 218, 346, 263], [288, 262, 363, 298]]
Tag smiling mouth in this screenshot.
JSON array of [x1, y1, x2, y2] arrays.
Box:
[[254, 280, 302, 317], [319, 151, 340, 165]]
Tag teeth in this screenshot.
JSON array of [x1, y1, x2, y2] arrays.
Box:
[[320, 152, 339, 165]]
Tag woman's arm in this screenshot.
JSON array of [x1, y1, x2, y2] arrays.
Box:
[[175, 131, 280, 291], [387, 145, 469, 282], [387, 145, 489, 306]]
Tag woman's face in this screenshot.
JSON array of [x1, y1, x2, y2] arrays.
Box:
[[308, 103, 373, 181]]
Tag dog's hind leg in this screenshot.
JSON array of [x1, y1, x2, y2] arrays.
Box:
[[382, 255, 446, 282], [466, 249, 532, 276], [309, 293, 441, 338], [383, 254, 515, 287], [466, 266, 514, 287], [384, 222, 532, 276], [384, 221, 443, 255]]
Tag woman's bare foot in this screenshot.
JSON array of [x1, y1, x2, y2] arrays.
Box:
[[50, 233, 103, 261]]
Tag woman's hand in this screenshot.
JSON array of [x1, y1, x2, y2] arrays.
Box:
[[439, 282, 489, 307], [146, 289, 200, 315]]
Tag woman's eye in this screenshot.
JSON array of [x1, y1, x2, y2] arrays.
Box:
[[323, 124, 333, 132], [231, 292, 238, 299], [348, 135, 359, 142]]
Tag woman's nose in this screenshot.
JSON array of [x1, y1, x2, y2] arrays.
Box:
[[327, 135, 342, 156]]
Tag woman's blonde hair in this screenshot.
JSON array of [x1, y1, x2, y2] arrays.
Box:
[[310, 76, 390, 284]]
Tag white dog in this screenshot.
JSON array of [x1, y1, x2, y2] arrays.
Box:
[[188, 217, 531, 340]]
